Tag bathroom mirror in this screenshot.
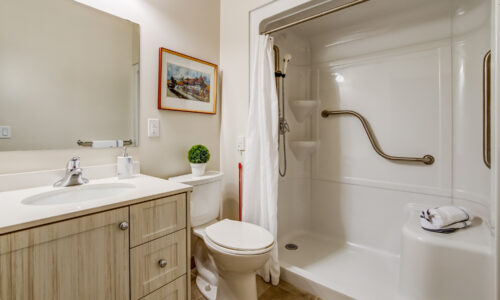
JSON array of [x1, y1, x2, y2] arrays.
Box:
[[0, 0, 139, 151]]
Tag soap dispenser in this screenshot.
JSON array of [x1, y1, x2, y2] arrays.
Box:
[[117, 147, 133, 179]]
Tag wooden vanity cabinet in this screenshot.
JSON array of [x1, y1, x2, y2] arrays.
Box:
[[0, 207, 130, 300], [0, 192, 191, 300]]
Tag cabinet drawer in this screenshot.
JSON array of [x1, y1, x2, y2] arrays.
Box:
[[130, 193, 186, 247], [130, 229, 187, 300], [141, 275, 186, 300]]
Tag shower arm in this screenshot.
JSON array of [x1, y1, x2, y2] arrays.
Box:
[[321, 110, 435, 165]]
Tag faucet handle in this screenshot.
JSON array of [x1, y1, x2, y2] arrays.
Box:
[[66, 157, 81, 170]]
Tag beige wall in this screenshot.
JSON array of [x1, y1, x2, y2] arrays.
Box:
[[0, 0, 274, 221], [0, 0, 220, 178], [219, 0, 273, 219]]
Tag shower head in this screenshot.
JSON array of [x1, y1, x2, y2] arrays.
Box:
[[282, 54, 292, 75]]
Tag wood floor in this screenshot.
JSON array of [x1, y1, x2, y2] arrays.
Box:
[[191, 270, 321, 300]]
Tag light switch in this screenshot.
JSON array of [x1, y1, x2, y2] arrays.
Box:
[[148, 119, 159, 137], [0, 126, 11, 139], [237, 135, 245, 151]]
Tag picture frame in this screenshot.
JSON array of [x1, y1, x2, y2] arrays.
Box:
[[158, 48, 217, 114]]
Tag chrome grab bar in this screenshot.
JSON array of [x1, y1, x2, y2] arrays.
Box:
[[321, 110, 435, 165], [483, 50, 491, 169]]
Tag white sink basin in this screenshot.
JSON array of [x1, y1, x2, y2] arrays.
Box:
[[22, 183, 136, 206]]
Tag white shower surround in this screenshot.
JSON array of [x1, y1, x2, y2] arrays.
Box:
[[250, 0, 499, 299]]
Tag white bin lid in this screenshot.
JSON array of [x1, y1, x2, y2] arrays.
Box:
[[205, 219, 274, 251], [168, 171, 223, 186]]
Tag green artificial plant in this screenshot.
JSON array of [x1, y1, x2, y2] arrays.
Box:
[[188, 145, 210, 164]]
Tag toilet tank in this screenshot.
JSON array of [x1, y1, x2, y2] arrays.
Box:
[[168, 171, 224, 227]]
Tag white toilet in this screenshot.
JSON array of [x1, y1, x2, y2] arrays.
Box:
[[169, 171, 275, 300]]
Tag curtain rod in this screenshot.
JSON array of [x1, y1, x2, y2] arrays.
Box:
[[261, 0, 370, 35]]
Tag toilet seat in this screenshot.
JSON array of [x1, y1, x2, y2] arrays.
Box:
[[204, 234, 275, 256], [204, 219, 275, 255]]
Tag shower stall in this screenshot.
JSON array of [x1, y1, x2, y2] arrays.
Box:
[[251, 0, 497, 299]]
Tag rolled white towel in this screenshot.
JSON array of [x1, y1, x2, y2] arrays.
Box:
[[420, 218, 471, 233], [420, 206, 471, 233], [92, 140, 123, 148]]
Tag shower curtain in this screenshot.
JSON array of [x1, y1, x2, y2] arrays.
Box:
[[242, 35, 280, 285]]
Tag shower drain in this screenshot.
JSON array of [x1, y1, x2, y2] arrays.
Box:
[[285, 243, 298, 250]]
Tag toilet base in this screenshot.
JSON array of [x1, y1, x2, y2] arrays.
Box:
[[216, 270, 257, 300], [196, 275, 217, 300]]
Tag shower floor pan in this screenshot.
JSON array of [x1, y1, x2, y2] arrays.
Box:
[[278, 231, 399, 300]]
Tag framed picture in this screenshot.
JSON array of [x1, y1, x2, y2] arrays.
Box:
[[158, 48, 217, 114]]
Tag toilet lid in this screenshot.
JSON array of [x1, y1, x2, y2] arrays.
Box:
[[205, 219, 274, 251]]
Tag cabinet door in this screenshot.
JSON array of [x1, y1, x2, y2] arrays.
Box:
[[0, 207, 130, 300]]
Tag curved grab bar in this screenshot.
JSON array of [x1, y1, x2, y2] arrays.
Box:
[[321, 110, 434, 165]]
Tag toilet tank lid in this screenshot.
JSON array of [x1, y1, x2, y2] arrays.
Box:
[[168, 171, 224, 186]]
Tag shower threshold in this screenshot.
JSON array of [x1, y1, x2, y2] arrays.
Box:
[[278, 231, 399, 300]]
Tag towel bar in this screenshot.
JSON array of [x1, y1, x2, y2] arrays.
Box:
[[77, 139, 133, 147], [321, 110, 434, 165]]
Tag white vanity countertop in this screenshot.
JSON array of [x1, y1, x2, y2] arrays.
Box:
[[0, 174, 192, 234]]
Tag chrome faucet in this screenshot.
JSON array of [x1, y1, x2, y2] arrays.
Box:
[[54, 157, 89, 187]]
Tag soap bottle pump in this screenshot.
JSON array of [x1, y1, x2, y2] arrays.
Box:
[[117, 147, 133, 179]]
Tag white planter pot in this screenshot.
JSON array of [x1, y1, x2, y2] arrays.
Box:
[[190, 163, 207, 177]]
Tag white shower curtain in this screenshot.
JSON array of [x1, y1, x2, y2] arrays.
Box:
[[242, 35, 280, 285]]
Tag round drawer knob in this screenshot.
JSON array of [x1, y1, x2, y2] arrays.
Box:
[[118, 221, 129, 230], [158, 259, 167, 268]]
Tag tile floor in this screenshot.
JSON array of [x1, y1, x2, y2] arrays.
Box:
[[191, 269, 321, 300]]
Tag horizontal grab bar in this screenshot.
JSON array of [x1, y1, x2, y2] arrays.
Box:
[[321, 110, 434, 165]]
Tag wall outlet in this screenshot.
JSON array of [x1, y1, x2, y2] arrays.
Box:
[[148, 119, 159, 137], [0, 126, 11, 139], [237, 135, 245, 151]]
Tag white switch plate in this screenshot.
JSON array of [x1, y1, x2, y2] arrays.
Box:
[[148, 119, 160, 137], [0, 126, 11, 139], [237, 135, 245, 151]]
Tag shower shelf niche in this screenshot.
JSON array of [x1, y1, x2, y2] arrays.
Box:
[[290, 100, 318, 122], [289, 141, 318, 161]]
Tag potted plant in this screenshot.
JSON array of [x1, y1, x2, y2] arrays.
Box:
[[188, 144, 210, 176]]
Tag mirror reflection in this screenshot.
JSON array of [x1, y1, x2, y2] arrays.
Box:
[[0, 0, 140, 151]]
